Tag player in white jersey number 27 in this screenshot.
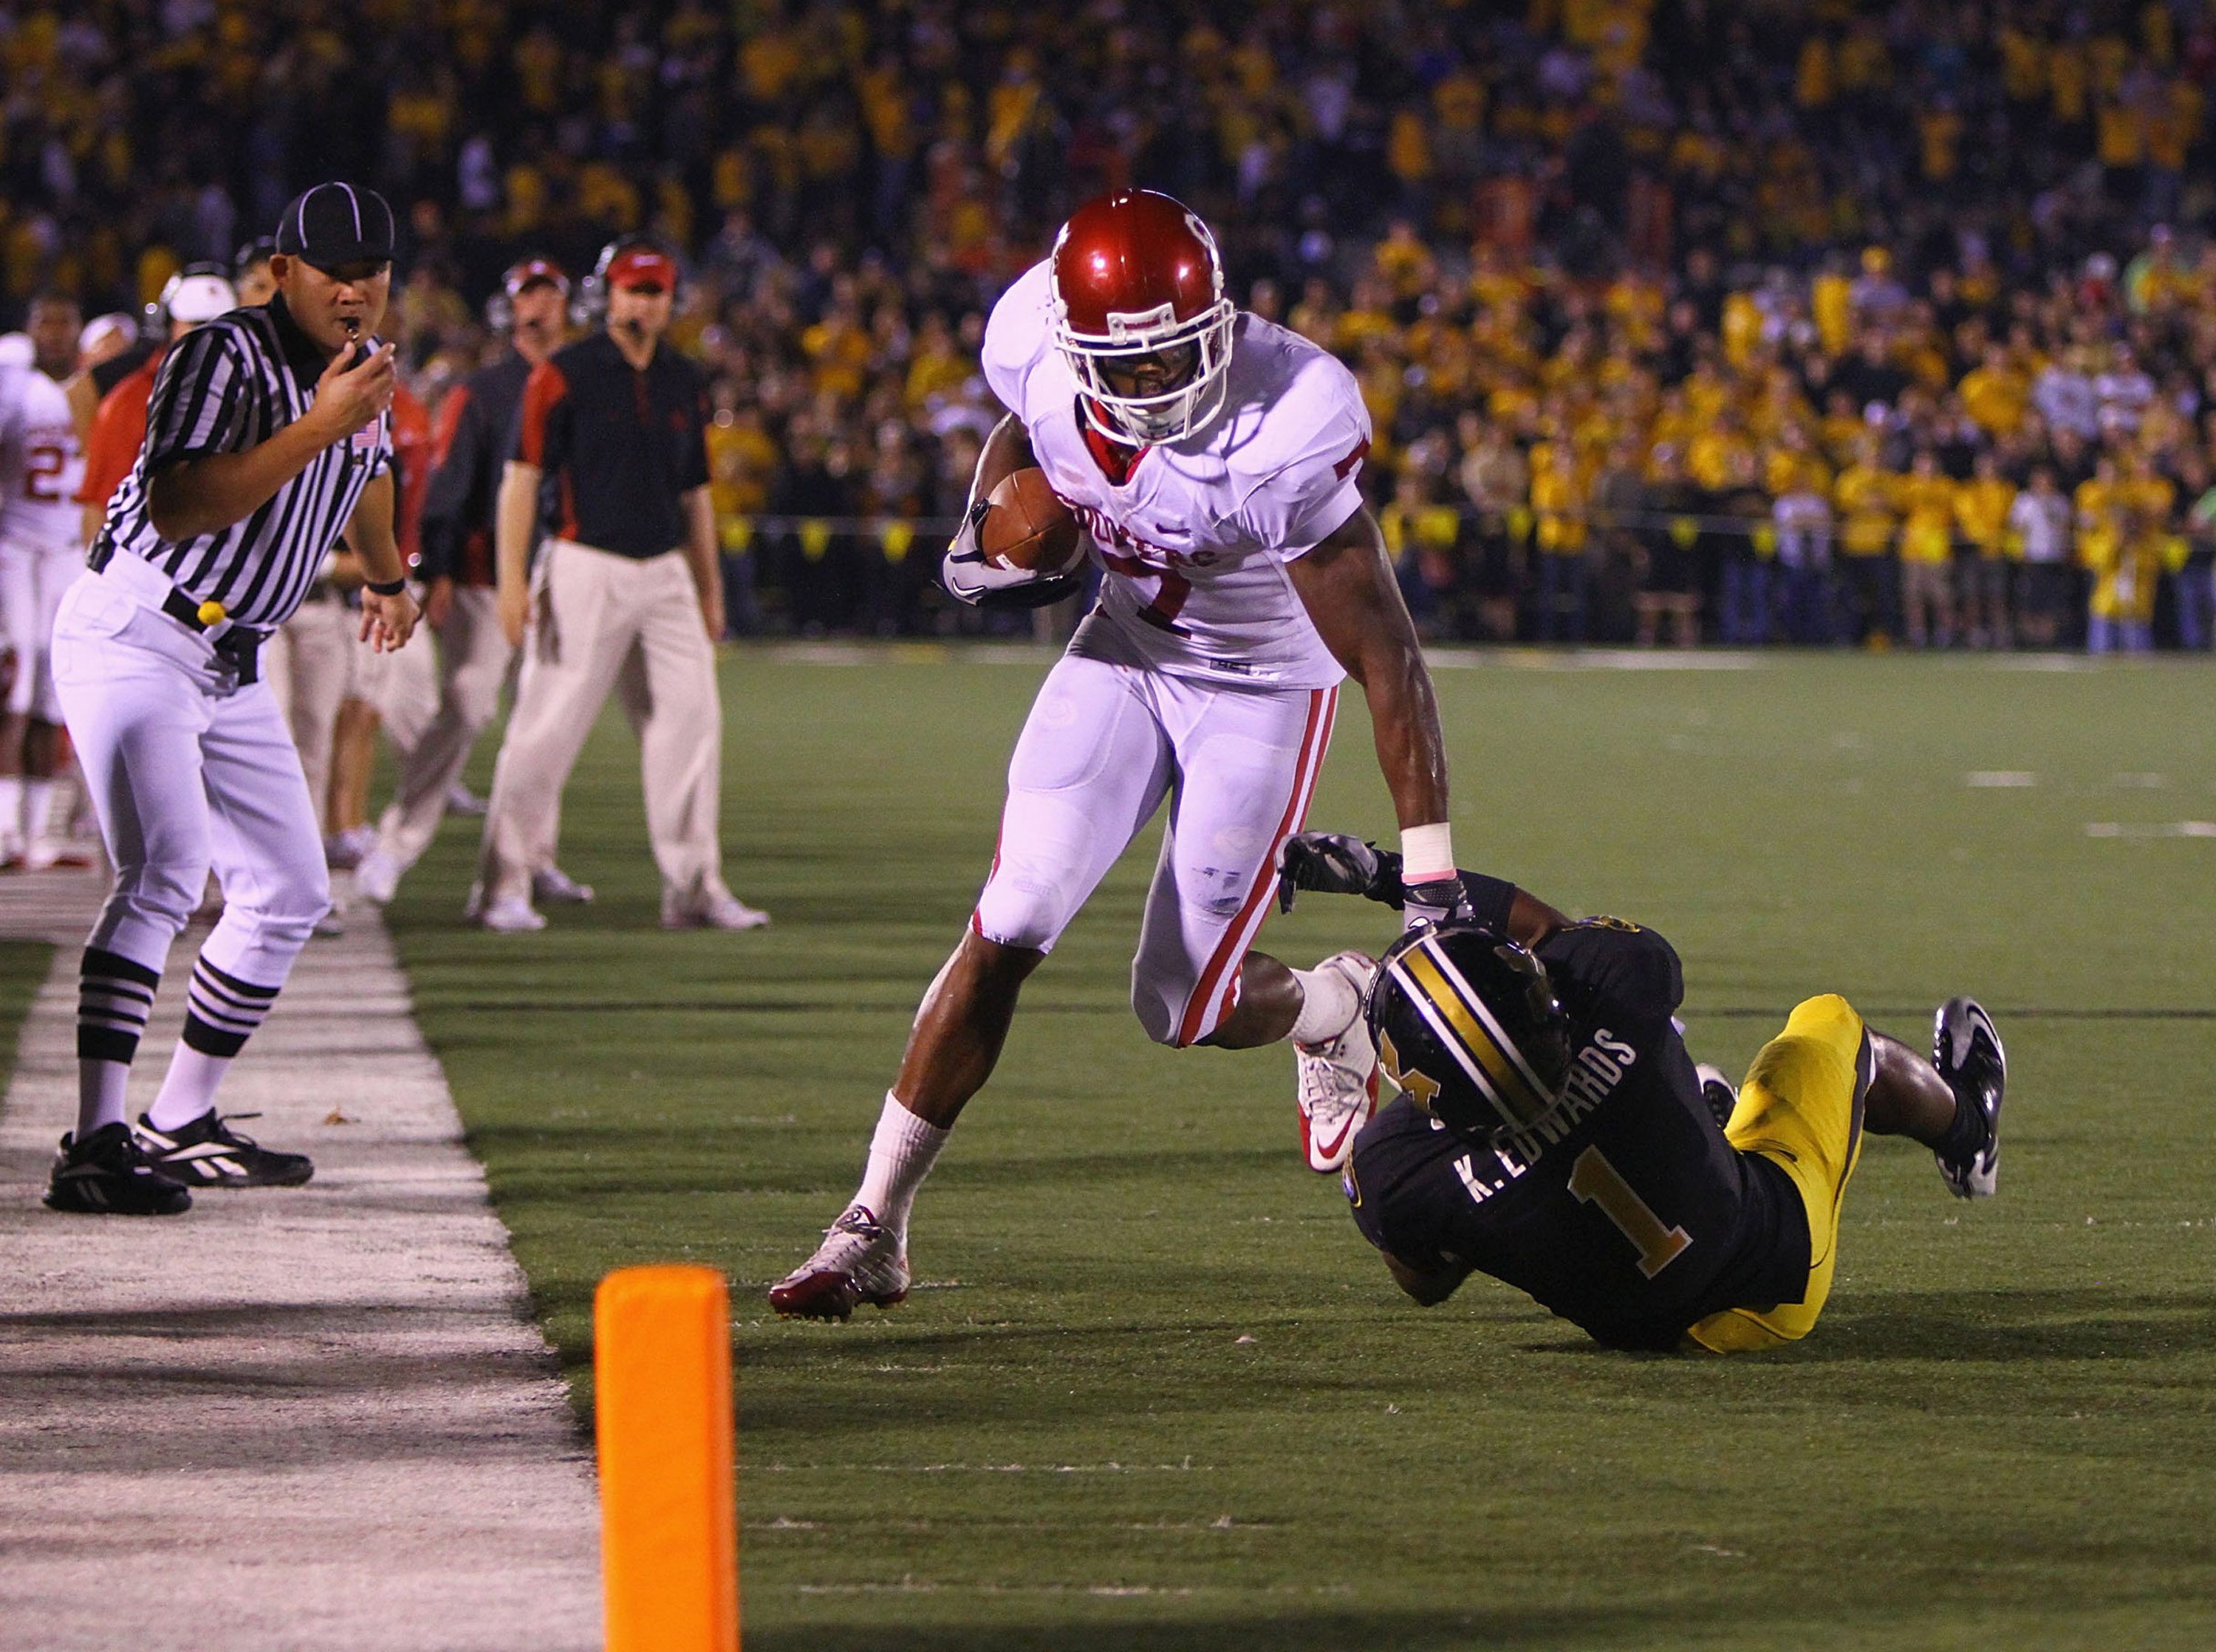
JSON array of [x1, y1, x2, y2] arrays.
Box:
[[0, 291, 88, 866], [774, 190, 1477, 1319]]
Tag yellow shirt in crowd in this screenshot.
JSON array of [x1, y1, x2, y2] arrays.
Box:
[[1833, 463, 1898, 556], [1896, 473, 1958, 563], [1955, 476, 2018, 558]]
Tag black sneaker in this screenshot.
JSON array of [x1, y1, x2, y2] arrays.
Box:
[[44, 1122, 193, 1215], [1932, 997, 2005, 1199], [136, 1111, 315, 1188]]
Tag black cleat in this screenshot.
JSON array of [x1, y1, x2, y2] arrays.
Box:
[[1932, 997, 2005, 1199], [44, 1123, 193, 1215], [136, 1110, 315, 1188]]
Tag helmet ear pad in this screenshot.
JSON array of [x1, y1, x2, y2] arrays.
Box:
[[1369, 923, 1574, 1142]]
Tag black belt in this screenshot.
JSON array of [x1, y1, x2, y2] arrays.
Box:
[[161, 589, 266, 685]]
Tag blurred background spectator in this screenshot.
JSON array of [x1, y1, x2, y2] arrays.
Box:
[[14, 0, 2216, 648]]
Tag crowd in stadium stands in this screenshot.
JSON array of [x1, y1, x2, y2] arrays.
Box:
[[11, 1, 2216, 647]]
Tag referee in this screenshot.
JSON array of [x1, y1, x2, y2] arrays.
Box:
[[44, 182, 420, 1216]]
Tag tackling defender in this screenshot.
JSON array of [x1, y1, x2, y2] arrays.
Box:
[[773, 190, 1468, 1320], [1277, 832, 2006, 1351]]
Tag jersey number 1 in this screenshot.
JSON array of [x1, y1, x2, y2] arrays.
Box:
[[1567, 1145, 1692, 1278]]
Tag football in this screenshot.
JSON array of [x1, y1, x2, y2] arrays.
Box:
[[980, 467, 1085, 574]]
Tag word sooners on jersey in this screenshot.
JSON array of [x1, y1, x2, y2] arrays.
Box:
[[0, 364, 86, 554], [982, 259, 1371, 689]]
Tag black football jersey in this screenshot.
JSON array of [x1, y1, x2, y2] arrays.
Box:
[[1347, 916, 1809, 1351]]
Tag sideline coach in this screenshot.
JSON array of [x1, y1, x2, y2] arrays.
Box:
[[44, 182, 420, 1216], [356, 258, 577, 908], [472, 239, 767, 933]]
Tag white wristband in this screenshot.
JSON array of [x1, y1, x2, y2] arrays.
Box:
[[1400, 822, 1455, 882]]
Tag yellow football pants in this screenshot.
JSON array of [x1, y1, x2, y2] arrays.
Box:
[[1686, 994, 1873, 1353]]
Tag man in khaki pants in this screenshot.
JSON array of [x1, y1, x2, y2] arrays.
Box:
[[471, 239, 767, 933]]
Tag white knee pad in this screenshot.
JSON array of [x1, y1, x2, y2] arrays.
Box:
[[971, 793, 1103, 952], [1129, 971, 1191, 1047]]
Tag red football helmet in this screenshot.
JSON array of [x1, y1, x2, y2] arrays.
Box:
[[1049, 190, 1237, 445]]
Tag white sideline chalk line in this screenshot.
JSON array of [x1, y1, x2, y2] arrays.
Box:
[[0, 872, 601, 1652]]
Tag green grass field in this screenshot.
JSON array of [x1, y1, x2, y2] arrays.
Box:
[[377, 647, 2216, 1651]]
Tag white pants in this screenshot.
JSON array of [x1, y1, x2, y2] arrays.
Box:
[[263, 593, 352, 829], [1, 539, 83, 722], [477, 539, 725, 907], [973, 655, 1337, 1046], [375, 585, 510, 870], [367, 594, 443, 757], [51, 560, 329, 987]]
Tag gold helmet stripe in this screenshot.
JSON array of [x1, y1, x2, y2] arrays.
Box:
[[1394, 947, 1551, 1129], [1422, 938, 1558, 1105]]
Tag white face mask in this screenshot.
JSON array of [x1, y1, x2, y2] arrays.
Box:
[[1051, 292, 1238, 446]]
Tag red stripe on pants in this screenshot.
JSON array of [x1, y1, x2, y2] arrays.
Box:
[[1172, 685, 1336, 1047]]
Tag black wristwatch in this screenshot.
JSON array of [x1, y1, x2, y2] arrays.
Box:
[[364, 575, 408, 596]]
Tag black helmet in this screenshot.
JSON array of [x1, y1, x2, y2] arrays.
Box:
[[1369, 923, 1573, 1142]]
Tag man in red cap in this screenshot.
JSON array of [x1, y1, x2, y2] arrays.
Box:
[[355, 257, 582, 907], [469, 239, 766, 932]]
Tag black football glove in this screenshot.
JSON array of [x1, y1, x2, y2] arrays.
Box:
[[1403, 874, 1477, 930], [941, 498, 1088, 611], [1276, 832, 1405, 914]]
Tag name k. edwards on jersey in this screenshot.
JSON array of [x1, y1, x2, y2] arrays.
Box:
[[1446, 1029, 1638, 1207]]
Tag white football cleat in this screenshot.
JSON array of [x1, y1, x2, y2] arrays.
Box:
[[1295, 949, 1381, 1173], [478, 896, 547, 933], [768, 1204, 910, 1320], [662, 885, 769, 930], [354, 848, 401, 905]]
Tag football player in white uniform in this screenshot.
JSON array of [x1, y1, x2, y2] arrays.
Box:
[[0, 291, 88, 865], [773, 191, 1474, 1320]]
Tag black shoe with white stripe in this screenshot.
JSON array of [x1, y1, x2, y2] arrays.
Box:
[[44, 1122, 193, 1215], [136, 1110, 315, 1188], [1932, 997, 2005, 1199]]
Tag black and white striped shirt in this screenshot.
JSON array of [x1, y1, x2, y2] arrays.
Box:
[[92, 294, 390, 630]]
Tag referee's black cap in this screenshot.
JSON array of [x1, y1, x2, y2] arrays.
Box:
[[276, 182, 396, 270]]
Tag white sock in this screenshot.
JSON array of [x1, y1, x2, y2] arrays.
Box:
[[147, 1046, 230, 1131], [1287, 963, 1361, 1046], [21, 778, 54, 845], [854, 1091, 949, 1239], [0, 775, 20, 843], [77, 1060, 131, 1138]]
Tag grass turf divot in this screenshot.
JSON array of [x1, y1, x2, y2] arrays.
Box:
[[389, 651, 2216, 1651]]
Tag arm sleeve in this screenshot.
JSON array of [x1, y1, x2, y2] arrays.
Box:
[[514, 360, 569, 470], [979, 261, 1053, 417], [365, 412, 392, 479], [1538, 922, 1686, 1021], [75, 386, 146, 510], [142, 326, 252, 473]]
